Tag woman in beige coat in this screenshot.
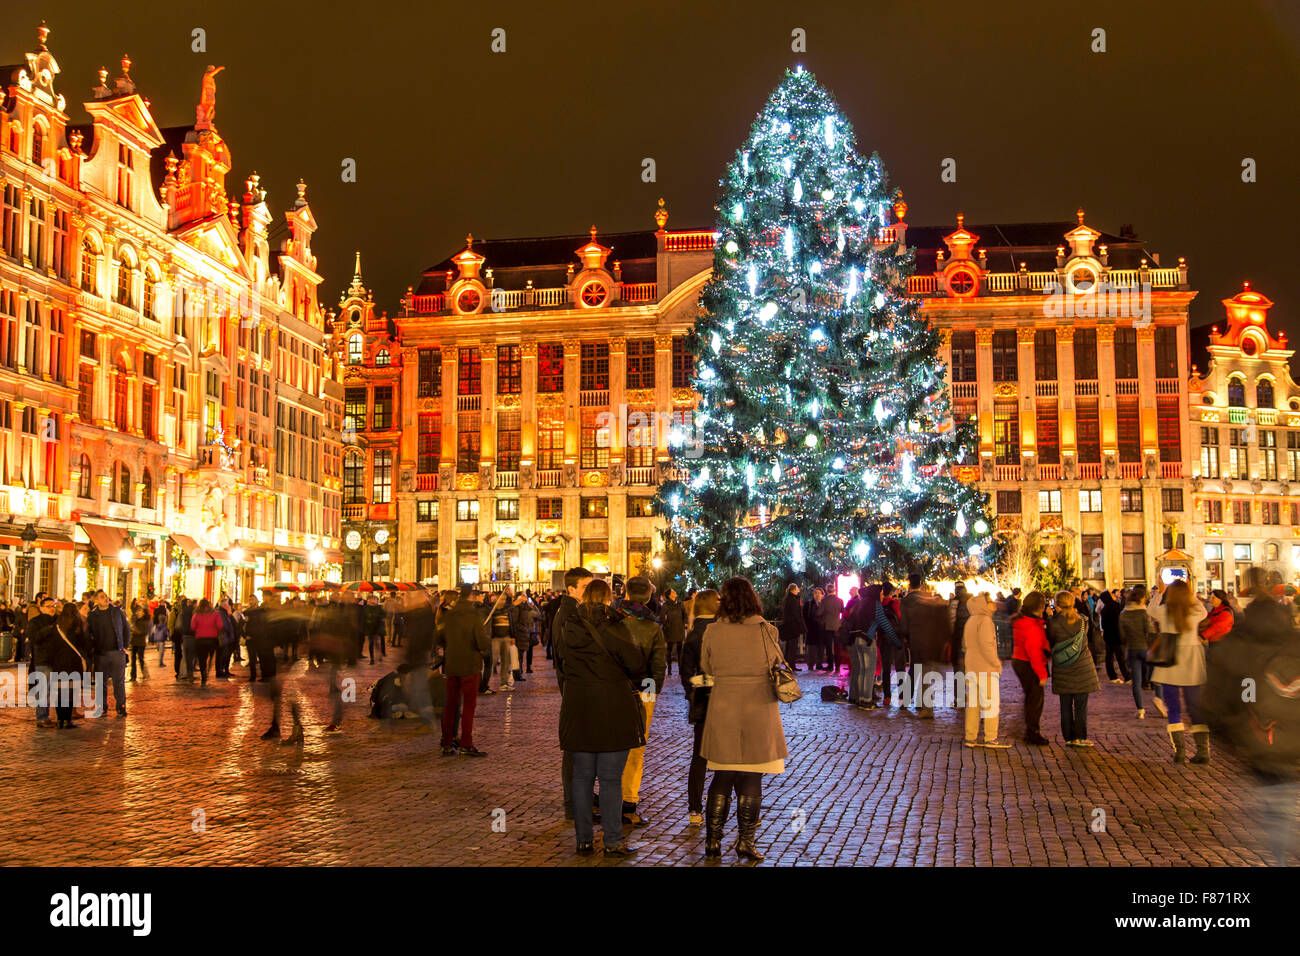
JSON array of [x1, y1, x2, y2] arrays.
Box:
[[700, 576, 789, 862], [961, 593, 1010, 748]]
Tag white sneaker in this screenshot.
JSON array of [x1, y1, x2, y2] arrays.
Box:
[[1153, 696, 1168, 718], [1137, 709, 1146, 720], [1110, 678, 1125, 685], [982, 738, 1012, 749]]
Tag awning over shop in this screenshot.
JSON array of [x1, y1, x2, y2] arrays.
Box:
[[81, 520, 130, 566], [170, 535, 209, 562], [206, 549, 257, 569], [0, 523, 74, 551]]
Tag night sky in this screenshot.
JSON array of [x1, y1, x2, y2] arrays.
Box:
[[23, 0, 1300, 339]]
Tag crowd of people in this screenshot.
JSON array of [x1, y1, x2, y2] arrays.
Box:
[[3, 561, 1296, 864]]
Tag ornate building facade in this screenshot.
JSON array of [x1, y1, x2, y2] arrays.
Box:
[[353, 198, 1217, 590], [0, 23, 340, 602], [1188, 285, 1298, 591]]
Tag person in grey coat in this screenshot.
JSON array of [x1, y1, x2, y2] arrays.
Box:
[[1049, 592, 1101, 746], [700, 576, 789, 863], [899, 574, 951, 716]]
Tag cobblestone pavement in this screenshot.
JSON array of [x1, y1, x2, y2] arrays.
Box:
[[0, 648, 1277, 867]]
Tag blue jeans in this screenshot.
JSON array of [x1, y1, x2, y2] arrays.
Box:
[[1160, 683, 1203, 727], [30, 664, 51, 722], [571, 750, 629, 846], [1127, 650, 1149, 709], [849, 637, 876, 704]]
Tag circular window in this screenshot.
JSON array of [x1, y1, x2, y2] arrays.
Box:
[[1070, 267, 1096, 292], [579, 281, 608, 308], [947, 269, 977, 296], [1242, 337, 1258, 357], [456, 288, 482, 313]]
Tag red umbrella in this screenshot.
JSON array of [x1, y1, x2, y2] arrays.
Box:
[[341, 581, 390, 593], [304, 581, 341, 593], [260, 583, 302, 593]]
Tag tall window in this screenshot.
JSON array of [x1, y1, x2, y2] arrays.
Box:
[[1034, 329, 1057, 380], [371, 450, 392, 504], [48, 308, 65, 383], [995, 490, 1021, 513], [417, 348, 441, 397], [1117, 397, 1140, 462], [1122, 534, 1145, 581], [1228, 428, 1248, 479], [2, 184, 22, 257], [1227, 378, 1246, 407], [1113, 327, 1138, 379], [458, 348, 481, 395], [627, 407, 655, 468], [343, 454, 365, 503], [113, 358, 130, 431], [77, 453, 93, 499], [116, 145, 135, 209], [52, 209, 69, 279], [580, 342, 609, 391], [22, 300, 40, 373], [140, 469, 154, 509], [1155, 326, 1178, 377], [1200, 427, 1221, 479], [991, 331, 1017, 382], [537, 342, 563, 392], [1073, 328, 1098, 379], [496, 344, 521, 395], [31, 124, 45, 166], [347, 334, 362, 365], [1036, 403, 1059, 464], [671, 336, 692, 388], [1260, 429, 1278, 480], [143, 273, 156, 319], [496, 410, 521, 471], [26, 197, 45, 271], [417, 412, 441, 474], [581, 408, 610, 469], [1076, 399, 1100, 462], [1287, 432, 1300, 481], [141, 383, 156, 441], [1257, 379, 1275, 409], [80, 239, 98, 293], [78, 364, 95, 420], [994, 401, 1019, 465], [456, 411, 480, 471], [626, 339, 655, 389], [115, 462, 132, 505], [115, 256, 133, 307], [372, 386, 393, 430], [538, 416, 564, 470], [1157, 395, 1180, 463], [949, 331, 976, 382], [344, 388, 366, 433]]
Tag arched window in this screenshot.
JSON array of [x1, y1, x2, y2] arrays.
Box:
[[31, 124, 44, 166], [80, 239, 98, 293], [347, 334, 363, 365], [115, 257, 134, 307], [375, 348, 390, 367], [115, 462, 132, 504], [1256, 378, 1275, 410], [143, 271, 157, 319], [77, 454, 93, 499], [1227, 377, 1246, 408], [141, 468, 153, 509]]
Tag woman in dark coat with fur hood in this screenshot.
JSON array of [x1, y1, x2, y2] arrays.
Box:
[[555, 578, 646, 858]]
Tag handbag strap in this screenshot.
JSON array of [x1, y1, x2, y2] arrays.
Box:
[[56, 625, 87, 672]]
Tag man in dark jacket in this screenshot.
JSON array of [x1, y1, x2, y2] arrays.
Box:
[[618, 576, 667, 827], [679, 588, 718, 825], [435, 585, 492, 756], [1099, 588, 1128, 683], [899, 574, 951, 717], [87, 590, 129, 718], [364, 595, 387, 664], [28, 596, 59, 728], [553, 567, 594, 820], [243, 596, 271, 682], [659, 588, 686, 677]]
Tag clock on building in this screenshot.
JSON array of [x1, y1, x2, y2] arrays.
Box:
[[374, 528, 390, 546], [345, 530, 362, 551]]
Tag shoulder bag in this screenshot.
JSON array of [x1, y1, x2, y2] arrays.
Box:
[[761, 621, 803, 703]]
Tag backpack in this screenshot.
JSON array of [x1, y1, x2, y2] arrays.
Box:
[[820, 685, 847, 703]]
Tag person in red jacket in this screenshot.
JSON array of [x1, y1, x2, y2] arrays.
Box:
[[1200, 590, 1234, 646], [1010, 591, 1051, 745], [189, 599, 225, 686]]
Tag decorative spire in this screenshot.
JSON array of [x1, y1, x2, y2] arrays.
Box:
[[654, 197, 669, 231], [111, 54, 136, 96], [892, 189, 907, 222], [1076, 207, 1086, 225], [295, 179, 308, 208], [347, 251, 366, 297], [92, 66, 110, 99]]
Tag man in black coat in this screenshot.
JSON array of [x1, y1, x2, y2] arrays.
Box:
[[435, 586, 492, 756], [659, 588, 686, 677], [28, 596, 59, 728], [87, 590, 129, 718], [553, 567, 594, 820]]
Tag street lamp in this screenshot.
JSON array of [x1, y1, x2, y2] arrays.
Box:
[[19, 523, 37, 601]]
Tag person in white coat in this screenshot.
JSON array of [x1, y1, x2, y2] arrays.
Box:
[[961, 593, 1011, 748], [1146, 580, 1210, 763]]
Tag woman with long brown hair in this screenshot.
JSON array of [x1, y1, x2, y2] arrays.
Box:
[[1147, 579, 1209, 763], [700, 577, 789, 862]]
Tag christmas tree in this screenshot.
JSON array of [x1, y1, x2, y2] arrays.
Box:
[[659, 67, 994, 593]]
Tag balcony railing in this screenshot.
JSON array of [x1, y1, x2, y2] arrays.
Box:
[[457, 395, 481, 412], [621, 282, 657, 303], [416, 473, 437, 491], [536, 469, 561, 488], [985, 273, 1017, 293], [1075, 380, 1099, 396], [1077, 462, 1103, 481], [906, 275, 937, 296], [626, 466, 656, 486], [664, 230, 717, 252], [1035, 382, 1058, 398], [1115, 379, 1140, 396], [1038, 463, 1062, 481], [994, 464, 1021, 482], [1156, 378, 1181, 395], [951, 382, 978, 399], [1119, 462, 1144, 480], [408, 293, 444, 314], [580, 390, 609, 408], [496, 470, 518, 489], [343, 503, 365, 520], [1160, 462, 1183, 479]]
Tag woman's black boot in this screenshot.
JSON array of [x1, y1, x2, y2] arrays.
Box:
[[735, 795, 765, 862], [704, 792, 729, 858]]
